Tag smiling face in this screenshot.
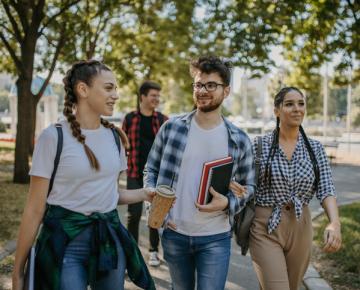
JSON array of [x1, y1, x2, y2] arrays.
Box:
[[192, 71, 230, 113], [140, 88, 160, 111], [274, 90, 306, 128], [76, 70, 119, 117]]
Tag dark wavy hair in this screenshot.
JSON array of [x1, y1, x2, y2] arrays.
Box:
[[190, 55, 232, 86]]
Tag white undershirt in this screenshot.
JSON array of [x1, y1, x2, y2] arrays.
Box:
[[29, 120, 127, 215], [169, 118, 230, 236]]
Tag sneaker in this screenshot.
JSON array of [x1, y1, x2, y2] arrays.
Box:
[[148, 251, 160, 267]]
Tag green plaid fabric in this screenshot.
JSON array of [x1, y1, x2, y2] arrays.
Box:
[[34, 205, 155, 290]]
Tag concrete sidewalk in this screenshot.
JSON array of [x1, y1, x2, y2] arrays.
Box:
[[122, 164, 360, 290]]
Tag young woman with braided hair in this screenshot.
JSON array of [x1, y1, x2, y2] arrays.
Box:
[[252, 87, 341, 290], [231, 87, 341, 290], [12, 60, 155, 290]]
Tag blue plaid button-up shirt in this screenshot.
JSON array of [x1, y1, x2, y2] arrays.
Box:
[[254, 132, 336, 233], [144, 111, 256, 227]]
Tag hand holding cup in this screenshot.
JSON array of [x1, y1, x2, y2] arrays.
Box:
[[148, 185, 176, 229]]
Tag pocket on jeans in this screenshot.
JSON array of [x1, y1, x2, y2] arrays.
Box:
[[162, 228, 183, 242]]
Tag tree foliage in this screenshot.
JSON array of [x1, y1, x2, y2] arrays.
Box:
[[1, 0, 359, 183], [264, 0, 359, 117], [0, 0, 81, 183], [104, 0, 197, 113], [59, 0, 129, 63], [282, 0, 360, 83]]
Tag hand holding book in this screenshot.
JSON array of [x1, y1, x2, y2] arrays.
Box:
[[195, 186, 229, 212], [196, 182, 247, 212], [197, 156, 234, 205]]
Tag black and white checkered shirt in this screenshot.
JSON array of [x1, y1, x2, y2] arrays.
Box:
[[253, 132, 336, 233]]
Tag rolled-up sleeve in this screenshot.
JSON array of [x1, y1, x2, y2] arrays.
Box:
[[228, 135, 256, 226], [316, 142, 336, 202]]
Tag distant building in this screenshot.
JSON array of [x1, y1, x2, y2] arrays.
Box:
[[9, 76, 59, 137], [228, 70, 273, 121], [0, 73, 13, 90]]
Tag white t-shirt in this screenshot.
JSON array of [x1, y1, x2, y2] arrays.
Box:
[[169, 118, 231, 236], [29, 120, 127, 215]]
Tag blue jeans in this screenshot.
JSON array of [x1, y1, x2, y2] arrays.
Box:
[[60, 226, 126, 290], [161, 229, 231, 290]]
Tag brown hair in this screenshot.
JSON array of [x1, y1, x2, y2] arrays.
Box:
[[62, 60, 129, 171], [137, 80, 161, 110]]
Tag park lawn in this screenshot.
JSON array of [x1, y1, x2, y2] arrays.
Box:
[[0, 141, 14, 150], [312, 202, 360, 290], [0, 142, 15, 166], [0, 146, 28, 248]]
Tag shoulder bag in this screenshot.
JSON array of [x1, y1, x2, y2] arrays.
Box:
[[233, 136, 262, 256]]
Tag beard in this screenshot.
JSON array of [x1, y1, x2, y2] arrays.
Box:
[[195, 94, 223, 113], [197, 102, 222, 112]]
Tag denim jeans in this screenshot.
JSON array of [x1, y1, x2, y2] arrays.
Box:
[[60, 225, 126, 290], [161, 229, 231, 290]]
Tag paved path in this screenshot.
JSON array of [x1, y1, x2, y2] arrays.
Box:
[[122, 164, 360, 290], [1, 164, 359, 290]]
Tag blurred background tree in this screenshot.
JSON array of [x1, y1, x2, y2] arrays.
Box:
[[0, 0, 359, 183]]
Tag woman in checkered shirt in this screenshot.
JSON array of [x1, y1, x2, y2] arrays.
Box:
[[232, 87, 341, 290]]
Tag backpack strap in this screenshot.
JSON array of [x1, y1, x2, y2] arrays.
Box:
[[48, 123, 63, 197], [46, 124, 121, 198], [111, 127, 121, 155]]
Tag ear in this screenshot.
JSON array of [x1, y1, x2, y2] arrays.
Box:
[[139, 94, 146, 103], [75, 81, 88, 99], [223, 86, 230, 98], [274, 107, 280, 118]]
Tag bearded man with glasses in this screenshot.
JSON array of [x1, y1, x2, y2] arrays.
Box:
[[144, 55, 255, 290]]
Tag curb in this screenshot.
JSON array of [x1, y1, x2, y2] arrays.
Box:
[[303, 264, 332, 290], [304, 200, 360, 290]]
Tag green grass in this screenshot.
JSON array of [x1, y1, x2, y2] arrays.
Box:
[[0, 170, 28, 248], [0, 143, 15, 167], [313, 202, 360, 289], [0, 141, 14, 151]]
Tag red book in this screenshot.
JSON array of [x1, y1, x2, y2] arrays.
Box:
[[197, 156, 233, 205]]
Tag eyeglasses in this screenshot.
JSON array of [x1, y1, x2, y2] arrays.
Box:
[[192, 82, 226, 92]]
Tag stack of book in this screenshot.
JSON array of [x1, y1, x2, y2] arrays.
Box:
[[197, 156, 234, 205]]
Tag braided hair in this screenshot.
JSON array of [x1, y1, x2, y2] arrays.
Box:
[[62, 60, 129, 171], [264, 87, 320, 191]]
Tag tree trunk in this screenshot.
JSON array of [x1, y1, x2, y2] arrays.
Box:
[[13, 77, 34, 184], [29, 102, 37, 156]]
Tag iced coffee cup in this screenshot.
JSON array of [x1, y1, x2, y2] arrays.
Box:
[[148, 185, 176, 229]]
